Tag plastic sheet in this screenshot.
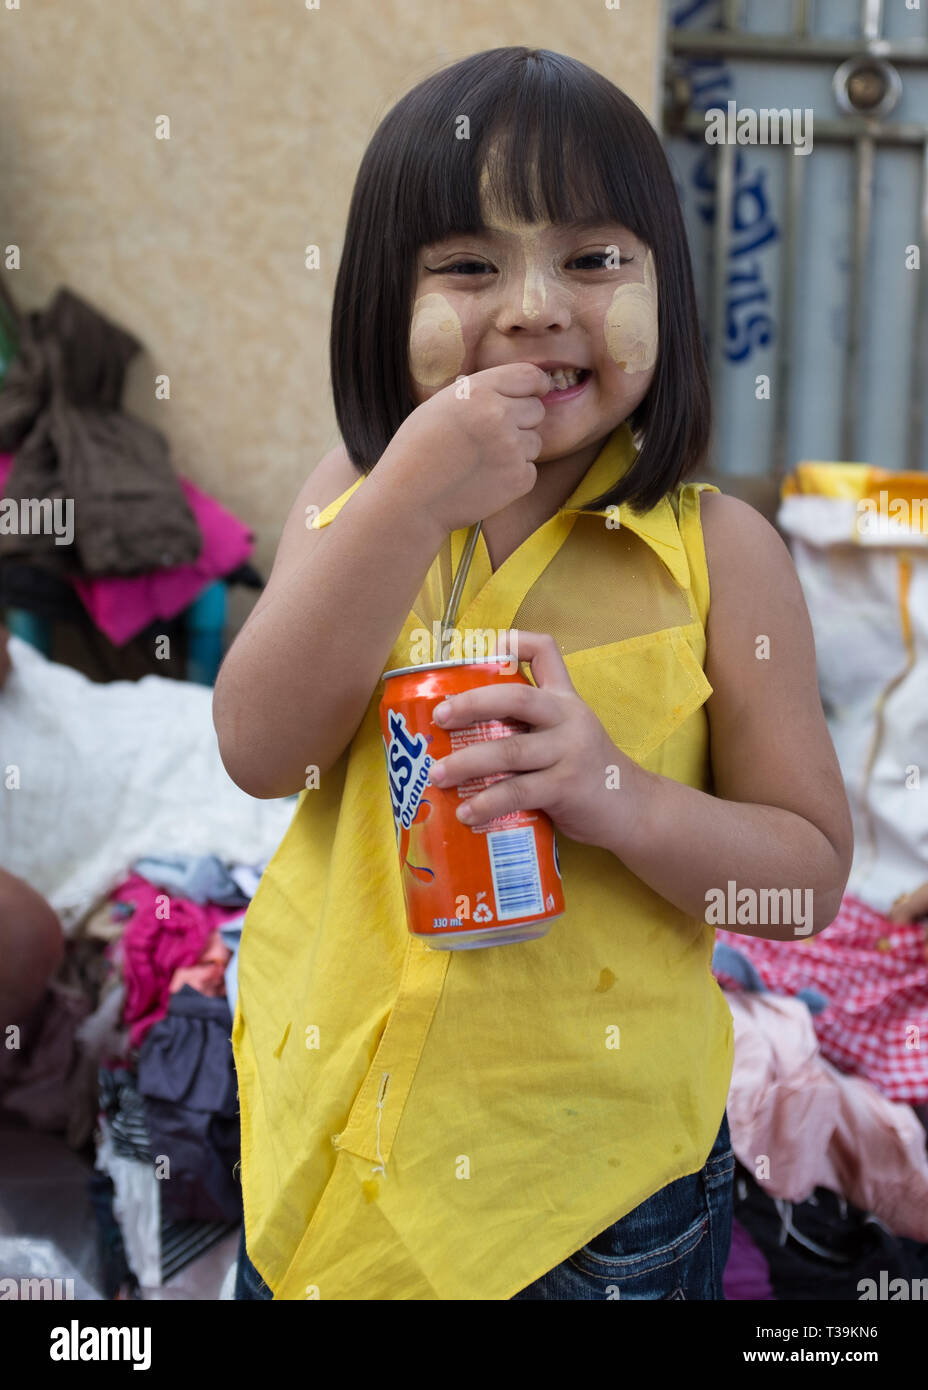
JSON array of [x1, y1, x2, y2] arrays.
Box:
[[0, 1235, 101, 1300]]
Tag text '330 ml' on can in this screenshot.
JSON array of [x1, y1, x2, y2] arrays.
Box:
[[379, 656, 565, 949]]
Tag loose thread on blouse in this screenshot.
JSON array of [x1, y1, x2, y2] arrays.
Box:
[[371, 1071, 391, 1178]]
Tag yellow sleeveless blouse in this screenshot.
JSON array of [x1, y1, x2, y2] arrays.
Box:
[[232, 422, 734, 1300]]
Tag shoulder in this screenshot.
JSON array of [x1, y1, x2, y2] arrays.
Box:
[[309, 441, 362, 498], [697, 491, 817, 722], [323, 440, 359, 476], [696, 491, 817, 706], [255, 443, 362, 603], [697, 488, 781, 546], [696, 491, 798, 608], [286, 442, 362, 527]]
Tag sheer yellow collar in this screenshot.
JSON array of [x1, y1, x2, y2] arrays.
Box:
[[314, 423, 692, 592], [561, 424, 691, 591]]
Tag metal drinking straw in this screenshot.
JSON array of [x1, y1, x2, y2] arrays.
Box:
[[440, 520, 482, 637]]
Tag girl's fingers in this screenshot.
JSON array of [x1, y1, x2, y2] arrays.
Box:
[[429, 732, 557, 787], [507, 630, 575, 694], [454, 769, 553, 826], [432, 632, 573, 730], [432, 680, 560, 730]]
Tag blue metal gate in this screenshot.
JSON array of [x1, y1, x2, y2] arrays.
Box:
[[664, 0, 928, 478]]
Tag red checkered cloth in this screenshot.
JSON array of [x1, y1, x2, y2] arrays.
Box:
[[713, 893, 928, 1104]]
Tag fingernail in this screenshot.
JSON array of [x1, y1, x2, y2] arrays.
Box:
[[433, 701, 451, 723], [457, 803, 474, 822]]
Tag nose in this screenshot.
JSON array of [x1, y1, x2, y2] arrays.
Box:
[[494, 280, 573, 334]]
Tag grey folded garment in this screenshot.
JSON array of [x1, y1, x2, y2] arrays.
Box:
[[137, 987, 242, 1226], [131, 853, 251, 908]]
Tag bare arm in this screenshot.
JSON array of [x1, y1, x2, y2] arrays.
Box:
[[0, 869, 64, 1026], [212, 447, 447, 799], [214, 363, 552, 799], [603, 493, 854, 939]]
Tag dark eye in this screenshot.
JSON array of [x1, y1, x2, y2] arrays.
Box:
[[427, 261, 493, 276], [570, 253, 634, 270]]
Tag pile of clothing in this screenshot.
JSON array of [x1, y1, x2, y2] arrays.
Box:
[[0, 633, 296, 1296], [0, 852, 265, 1298], [715, 894, 928, 1299], [0, 289, 259, 649]]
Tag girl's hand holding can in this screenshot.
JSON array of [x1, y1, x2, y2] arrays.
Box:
[[428, 630, 641, 851]]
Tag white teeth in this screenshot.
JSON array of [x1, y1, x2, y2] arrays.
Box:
[[547, 367, 584, 391]]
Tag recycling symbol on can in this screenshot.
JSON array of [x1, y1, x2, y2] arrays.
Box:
[[473, 902, 494, 923]]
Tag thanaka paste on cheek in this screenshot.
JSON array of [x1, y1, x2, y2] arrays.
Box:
[[604, 249, 658, 373], [409, 293, 466, 388]]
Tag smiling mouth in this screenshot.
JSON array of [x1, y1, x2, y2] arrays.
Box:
[[545, 367, 591, 392]]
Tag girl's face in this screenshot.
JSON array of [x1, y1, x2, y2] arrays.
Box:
[[408, 200, 658, 462]]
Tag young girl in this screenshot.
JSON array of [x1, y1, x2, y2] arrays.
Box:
[[213, 47, 853, 1301]]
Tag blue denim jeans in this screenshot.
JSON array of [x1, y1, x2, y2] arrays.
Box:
[[511, 1111, 734, 1300], [235, 1111, 734, 1301], [234, 1222, 274, 1301]]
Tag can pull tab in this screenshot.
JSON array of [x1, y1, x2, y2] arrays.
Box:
[[371, 1072, 392, 1179]]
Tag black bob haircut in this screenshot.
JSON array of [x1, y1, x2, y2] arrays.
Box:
[[330, 47, 711, 516]]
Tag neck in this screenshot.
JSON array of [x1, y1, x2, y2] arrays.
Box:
[[479, 433, 611, 572]]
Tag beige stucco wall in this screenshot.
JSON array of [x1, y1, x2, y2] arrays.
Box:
[[2, 0, 662, 640]]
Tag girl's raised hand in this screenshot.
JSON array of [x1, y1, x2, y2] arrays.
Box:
[[427, 630, 638, 850], [377, 363, 550, 537]]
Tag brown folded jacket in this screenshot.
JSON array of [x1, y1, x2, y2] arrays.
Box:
[[0, 288, 201, 575]]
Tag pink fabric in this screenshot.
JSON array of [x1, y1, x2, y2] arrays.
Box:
[[115, 875, 242, 1049], [0, 453, 253, 645], [724, 989, 928, 1241], [168, 929, 231, 997], [714, 893, 928, 1103]]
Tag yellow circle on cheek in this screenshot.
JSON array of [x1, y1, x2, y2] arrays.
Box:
[[604, 250, 659, 374], [409, 294, 466, 388]]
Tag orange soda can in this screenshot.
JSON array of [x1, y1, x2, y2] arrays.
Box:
[[379, 656, 565, 949]]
